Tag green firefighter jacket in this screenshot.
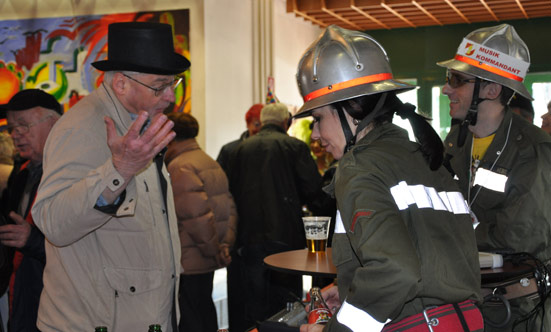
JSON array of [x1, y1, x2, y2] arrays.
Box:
[[324, 123, 481, 332], [444, 109, 551, 332], [445, 109, 551, 261]]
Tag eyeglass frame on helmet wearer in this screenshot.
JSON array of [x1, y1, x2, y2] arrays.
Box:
[[122, 73, 183, 97], [445, 70, 478, 89]]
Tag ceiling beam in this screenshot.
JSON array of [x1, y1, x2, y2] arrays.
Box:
[[479, 0, 499, 21], [321, 0, 363, 30], [515, 0, 529, 19], [380, 1, 417, 28], [444, 0, 471, 23], [412, 1, 443, 26], [290, 0, 328, 27], [351, 0, 391, 29]]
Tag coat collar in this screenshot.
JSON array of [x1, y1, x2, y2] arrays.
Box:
[[98, 82, 134, 134], [447, 108, 513, 161], [259, 123, 287, 134], [165, 138, 199, 164]]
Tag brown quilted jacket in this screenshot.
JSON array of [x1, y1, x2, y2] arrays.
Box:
[[166, 138, 237, 274]]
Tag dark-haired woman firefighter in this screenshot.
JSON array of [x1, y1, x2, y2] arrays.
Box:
[[294, 25, 483, 332]]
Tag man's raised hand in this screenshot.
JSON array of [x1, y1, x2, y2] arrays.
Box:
[[105, 111, 176, 180]]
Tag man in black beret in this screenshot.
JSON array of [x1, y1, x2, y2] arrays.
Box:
[[31, 22, 190, 332], [0, 89, 62, 332]]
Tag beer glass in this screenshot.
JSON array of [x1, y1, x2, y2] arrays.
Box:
[[302, 216, 331, 253]]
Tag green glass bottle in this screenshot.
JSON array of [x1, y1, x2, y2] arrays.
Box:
[[148, 324, 162, 332], [95, 327, 108, 332]]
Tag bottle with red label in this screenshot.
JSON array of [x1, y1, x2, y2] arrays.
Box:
[[308, 287, 332, 324]]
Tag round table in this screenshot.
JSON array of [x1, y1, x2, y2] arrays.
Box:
[[263, 248, 337, 278], [480, 259, 536, 284]]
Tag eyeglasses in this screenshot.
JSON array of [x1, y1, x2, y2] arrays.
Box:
[[122, 73, 183, 97], [446, 71, 477, 88], [7, 115, 54, 135]]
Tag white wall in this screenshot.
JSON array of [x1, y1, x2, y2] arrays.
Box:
[[204, 0, 254, 159], [272, 0, 321, 110], [203, 0, 321, 157]]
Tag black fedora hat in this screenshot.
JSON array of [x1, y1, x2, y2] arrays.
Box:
[[92, 22, 190, 75]]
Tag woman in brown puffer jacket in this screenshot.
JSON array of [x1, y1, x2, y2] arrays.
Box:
[[165, 112, 237, 332]]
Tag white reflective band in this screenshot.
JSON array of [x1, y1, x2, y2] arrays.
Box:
[[337, 300, 385, 332], [473, 167, 507, 193], [335, 210, 346, 234], [457, 38, 529, 79], [446, 192, 470, 214], [390, 181, 469, 214], [390, 181, 414, 210]]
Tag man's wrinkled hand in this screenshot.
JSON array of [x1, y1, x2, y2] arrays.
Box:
[[105, 111, 175, 179], [0, 211, 31, 248]]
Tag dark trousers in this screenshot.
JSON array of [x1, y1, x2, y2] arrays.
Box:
[[178, 272, 218, 332], [227, 244, 302, 332]]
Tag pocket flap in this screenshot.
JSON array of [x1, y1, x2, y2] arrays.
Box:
[[104, 267, 162, 295]]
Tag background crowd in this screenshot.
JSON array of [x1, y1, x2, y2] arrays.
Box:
[[0, 19, 551, 332]]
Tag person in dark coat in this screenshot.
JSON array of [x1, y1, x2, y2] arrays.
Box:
[[226, 102, 327, 332], [0, 89, 62, 332], [216, 103, 263, 175]]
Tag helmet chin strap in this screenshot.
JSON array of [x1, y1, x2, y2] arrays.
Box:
[[340, 93, 388, 153], [337, 107, 354, 153], [457, 78, 487, 147]]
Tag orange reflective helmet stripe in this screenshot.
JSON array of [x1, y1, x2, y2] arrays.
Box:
[[454, 55, 524, 82], [303, 73, 393, 102]]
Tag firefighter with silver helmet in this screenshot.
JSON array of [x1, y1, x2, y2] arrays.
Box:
[[295, 25, 482, 332], [439, 24, 551, 332]]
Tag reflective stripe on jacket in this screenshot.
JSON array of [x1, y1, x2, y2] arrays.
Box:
[[323, 123, 481, 332]]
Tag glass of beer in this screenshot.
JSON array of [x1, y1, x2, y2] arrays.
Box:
[[302, 216, 331, 253]]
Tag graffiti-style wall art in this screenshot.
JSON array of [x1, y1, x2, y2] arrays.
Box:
[[0, 9, 191, 128]]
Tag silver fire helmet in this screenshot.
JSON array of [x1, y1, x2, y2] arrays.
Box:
[[437, 23, 532, 100], [295, 25, 415, 118]]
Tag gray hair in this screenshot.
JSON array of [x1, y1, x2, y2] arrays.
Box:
[[103, 70, 142, 86], [260, 103, 290, 126]]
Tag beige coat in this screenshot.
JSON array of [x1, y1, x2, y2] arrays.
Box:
[[166, 138, 237, 274], [32, 83, 181, 332]]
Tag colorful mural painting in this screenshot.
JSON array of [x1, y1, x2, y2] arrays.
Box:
[[0, 9, 191, 129]]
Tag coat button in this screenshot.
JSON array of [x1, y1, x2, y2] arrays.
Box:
[[113, 179, 120, 186], [130, 286, 136, 292], [516, 134, 523, 141]]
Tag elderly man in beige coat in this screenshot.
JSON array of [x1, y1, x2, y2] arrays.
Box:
[[31, 22, 189, 332]]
